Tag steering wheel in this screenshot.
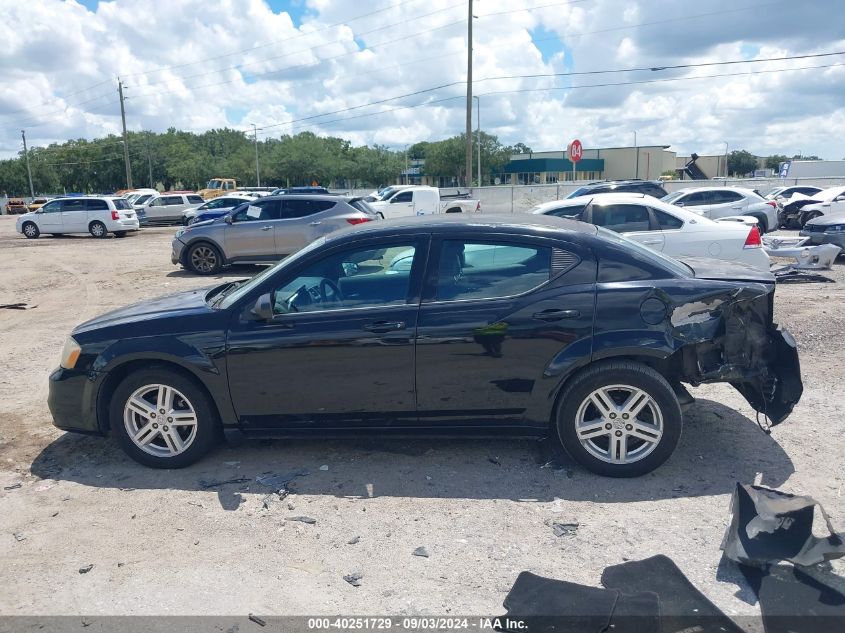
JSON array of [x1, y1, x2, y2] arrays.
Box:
[[319, 278, 343, 304]]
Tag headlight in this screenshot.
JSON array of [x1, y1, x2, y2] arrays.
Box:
[[175, 228, 187, 238], [60, 337, 82, 369]]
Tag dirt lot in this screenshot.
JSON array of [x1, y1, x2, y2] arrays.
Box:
[[0, 215, 843, 624]]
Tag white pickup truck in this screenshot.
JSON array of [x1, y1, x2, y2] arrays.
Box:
[[368, 186, 480, 219]]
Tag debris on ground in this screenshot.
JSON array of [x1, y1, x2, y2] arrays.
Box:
[[13, 532, 25, 541], [551, 523, 579, 538], [3, 483, 22, 490], [488, 456, 501, 466], [78, 564, 94, 574], [343, 572, 363, 587], [0, 303, 37, 310], [413, 546, 429, 558], [248, 614, 266, 627], [773, 269, 836, 284], [223, 461, 240, 467], [347, 536, 361, 545], [256, 469, 309, 489], [198, 477, 251, 489], [764, 237, 840, 270], [287, 516, 316, 524], [319, 465, 329, 471]]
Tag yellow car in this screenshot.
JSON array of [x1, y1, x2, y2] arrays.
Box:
[[6, 198, 28, 215], [27, 197, 50, 212]]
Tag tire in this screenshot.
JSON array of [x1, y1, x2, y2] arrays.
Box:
[[114, 231, 127, 238], [800, 211, 821, 228], [750, 214, 768, 233], [555, 361, 682, 477], [110, 367, 219, 468], [186, 241, 223, 275], [89, 221, 108, 238], [22, 222, 40, 239]]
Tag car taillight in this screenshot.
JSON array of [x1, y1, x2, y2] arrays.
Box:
[[346, 217, 371, 225], [743, 226, 762, 248], [111, 210, 120, 220], [766, 201, 777, 208]]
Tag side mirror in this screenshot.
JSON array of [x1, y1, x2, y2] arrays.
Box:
[[251, 293, 273, 321], [224, 214, 233, 224], [675, 202, 684, 207]]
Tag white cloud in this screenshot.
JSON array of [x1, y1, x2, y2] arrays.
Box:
[[0, 0, 843, 159]]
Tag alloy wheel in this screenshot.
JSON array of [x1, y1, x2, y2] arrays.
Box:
[[190, 246, 217, 273], [574, 384, 663, 464], [123, 384, 198, 457], [23, 224, 37, 237]]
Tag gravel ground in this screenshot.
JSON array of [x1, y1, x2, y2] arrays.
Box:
[[0, 216, 843, 625]]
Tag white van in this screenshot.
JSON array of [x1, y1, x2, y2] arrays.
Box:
[[16, 196, 139, 238]]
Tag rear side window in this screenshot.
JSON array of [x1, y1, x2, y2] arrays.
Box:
[[111, 198, 131, 210], [642, 185, 668, 198], [653, 209, 683, 229], [281, 199, 335, 218], [187, 195, 204, 204], [163, 196, 183, 206], [711, 190, 743, 204], [61, 199, 86, 212], [86, 199, 109, 211], [545, 204, 585, 219], [392, 191, 413, 203], [434, 240, 552, 302], [591, 204, 651, 232], [680, 191, 709, 205]]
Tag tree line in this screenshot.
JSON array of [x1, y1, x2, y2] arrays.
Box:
[[0, 128, 531, 196]]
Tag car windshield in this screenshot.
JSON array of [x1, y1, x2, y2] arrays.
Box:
[[661, 191, 685, 204], [216, 237, 329, 309], [207, 180, 222, 189], [596, 226, 692, 278], [566, 187, 589, 199]]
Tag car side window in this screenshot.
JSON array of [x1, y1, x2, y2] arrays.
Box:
[[434, 240, 552, 302], [234, 200, 280, 221], [392, 191, 413, 203], [643, 185, 668, 198], [653, 209, 683, 229], [591, 204, 652, 232], [280, 199, 335, 219], [149, 197, 164, 206], [682, 191, 708, 205], [61, 199, 86, 212], [164, 196, 184, 206], [40, 201, 61, 213], [271, 243, 416, 314], [86, 199, 109, 211], [545, 204, 585, 219], [712, 191, 743, 204], [187, 195, 204, 204]]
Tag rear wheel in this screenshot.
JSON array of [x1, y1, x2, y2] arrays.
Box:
[[89, 221, 107, 238], [186, 241, 223, 275], [110, 368, 219, 468], [22, 222, 40, 239], [750, 214, 768, 233], [555, 361, 682, 477]]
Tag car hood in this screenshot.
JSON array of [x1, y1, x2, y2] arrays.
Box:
[[677, 257, 775, 284], [73, 286, 220, 334], [804, 213, 845, 227]]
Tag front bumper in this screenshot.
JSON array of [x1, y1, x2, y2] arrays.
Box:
[[799, 229, 845, 249], [47, 367, 103, 435], [171, 238, 187, 265]]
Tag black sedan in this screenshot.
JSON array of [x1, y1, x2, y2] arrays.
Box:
[[48, 215, 802, 477]]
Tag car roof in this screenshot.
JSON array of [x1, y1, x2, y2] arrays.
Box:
[[325, 213, 597, 244], [263, 194, 343, 201], [673, 186, 755, 193]]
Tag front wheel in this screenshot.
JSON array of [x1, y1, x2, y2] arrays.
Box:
[[555, 361, 682, 477], [186, 241, 223, 275], [22, 222, 40, 239], [89, 221, 107, 238], [110, 368, 219, 468]]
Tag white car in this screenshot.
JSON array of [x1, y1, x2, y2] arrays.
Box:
[[661, 187, 778, 233], [182, 193, 256, 225], [529, 193, 770, 271], [790, 186, 845, 226], [16, 196, 139, 239], [124, 188, 159, 205], [764, 185, 823, 202]]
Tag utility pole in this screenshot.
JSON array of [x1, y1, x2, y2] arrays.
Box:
[[633, 130, 639, 179], [21, 130, 34, 198], [251, 123, 261, 187], [118, 78, 133, 189], [404, 144, 409, 184], [464, 0, 473, 187], [474, 96, 481, 186], [724, 142, 729, 178], [144, 133, 154, 188]]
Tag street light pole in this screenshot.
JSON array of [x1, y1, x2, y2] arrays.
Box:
[[724, 141, 729, 178], [251, 123, 261, 187], [20, 129, 34, 198], [633, 130, 639, 179], [464, 0, 474, 187], [473, 96, 481, 186], [404, 144, 409, 184], [117, 78, 133, 189]]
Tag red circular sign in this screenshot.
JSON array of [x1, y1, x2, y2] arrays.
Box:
[[569, 139, 583, 163]]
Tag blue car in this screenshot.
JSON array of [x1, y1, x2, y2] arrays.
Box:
[[186, 199, 251, 225]]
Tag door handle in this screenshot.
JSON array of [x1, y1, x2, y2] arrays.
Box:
[[731, 206, 743, 210], [309, 221, 322, 226], [260, 225, 272, 231], [533, 309, 580, 322], [362, 321, 406, 333], [642, 240, 662, 245]]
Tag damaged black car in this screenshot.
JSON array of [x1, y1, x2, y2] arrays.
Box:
[[47, 215, 802, 476]]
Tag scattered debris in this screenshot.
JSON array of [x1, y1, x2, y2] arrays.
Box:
[[413, 546, 430, 558], [35, 483, 55, 492], [13, 532, 25, 542], [78, 564, 94, 574], [347, 536, 361, 545], [287, 516, 316, 524], [187, 501, 204, 508], [287, 501, 294, 510], [764, 237, 841, 270], [488, 456, 501, 466], [198, 477, 251, 489], [223, 461, 241, 466], [0, 303, 37, 310], [343, 572, 363, 587], [117, 563, 124, 567], [551, 522, 579, 538], [248, 614, 266, 627], [118, 487, 136, 492], [51, 512, 59, 518], [256, 469, 309, 489], [319, 465, 329, 471], [773, 269, 835, 284], [3, 483, 22, 490]]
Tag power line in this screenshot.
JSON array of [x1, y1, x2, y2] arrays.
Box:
[[0, 77, 114, 118]]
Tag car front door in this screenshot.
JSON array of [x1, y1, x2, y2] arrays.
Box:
[[145, 196, 168, 222], [225, 237, 427, 430], [223, 200, 280, 261], [36, 200, 63, 232], [674, 190, 710, 216], [60, 198, 89, 232], [414, 235, 596, 430], [587, 203, 665, 251], [707, 190, 745, 219], [384, 190, 414, 219]]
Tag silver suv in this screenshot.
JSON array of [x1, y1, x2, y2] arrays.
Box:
[[171, 195, 377, 274], [137, 192, 205, 225]]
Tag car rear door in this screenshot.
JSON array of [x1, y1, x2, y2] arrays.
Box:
[[60, 198, 89, 232], [586, 202, 665, 251], [414, 234, 596, 430], [224, 199, 280, 261], [674, 190, 710, 216], [707, 190, 745, 219], [273, 199, 338, 256]]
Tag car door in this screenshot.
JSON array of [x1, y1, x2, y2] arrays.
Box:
[[162, 195, 188, 221], [36, 199, 63, 232], [673, 190, 710, 216], [384, 190, 414, 219], [828, 191, 845, 214], [414, 234, 596, 430], [224, 199, 281, 261], [587, 203, 665, 251], [145, 196, 168, 222], [59, 198, 89, 233], [707, 190, 745, 219], [225, 236, 428, 430], [273, 198, 335, 256]]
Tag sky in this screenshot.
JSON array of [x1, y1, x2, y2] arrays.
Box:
[[0, 0, 843, 160]]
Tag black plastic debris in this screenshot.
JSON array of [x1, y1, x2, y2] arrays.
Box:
[[198, 477, 250, 489], [248, 614, 266, 627], [343, 572, 363, 587], [256, 469, 309, 489], [551, 523, 579, 538], [3, 483, 22, 490], [721, 483, 845, 567], [78, 564, 94, 574], [413, 546, 429, 558], [287, 516, 316, 524], [0, 303, 37, 310], [347, 536, 361, 545]]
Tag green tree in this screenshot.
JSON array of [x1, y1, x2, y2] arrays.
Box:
[[764, 154, 789, 170], [727, 150, 758, 177]]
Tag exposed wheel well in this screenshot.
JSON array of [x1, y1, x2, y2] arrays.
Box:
[[96, 359, 222, 434], [444, 207, 462, 214], [747, 212, 769, 232]]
